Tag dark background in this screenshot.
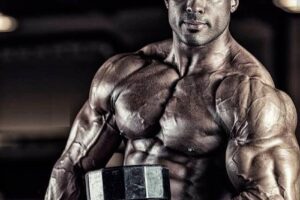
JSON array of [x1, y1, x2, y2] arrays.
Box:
[[0, 0, 299, 199]]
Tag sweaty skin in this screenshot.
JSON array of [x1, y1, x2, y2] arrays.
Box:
[[45, 0, 300, 199]]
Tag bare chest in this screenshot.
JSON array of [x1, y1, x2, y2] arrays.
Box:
[[113, 64, 226, 155]]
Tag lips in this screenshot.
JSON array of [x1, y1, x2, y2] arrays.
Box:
[[183, 20, 208, 31]]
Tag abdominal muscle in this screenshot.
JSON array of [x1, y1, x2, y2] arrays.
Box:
[[123, 137, 234, 200]]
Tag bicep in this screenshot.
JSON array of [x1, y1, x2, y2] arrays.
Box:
[[60, 101, 122, 172], [60, 53, 144, 170], [45, 55, 131, 199], [46, 101, 122, 199], [216, 76, 300, 199]]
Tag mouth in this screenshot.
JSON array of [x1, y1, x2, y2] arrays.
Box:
[[182, 20, 208, 32]]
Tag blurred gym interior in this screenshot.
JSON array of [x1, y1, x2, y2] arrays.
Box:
[[0, 0, 299, 199]]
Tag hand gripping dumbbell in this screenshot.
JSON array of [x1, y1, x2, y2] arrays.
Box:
[[85, 165, 171, 200]]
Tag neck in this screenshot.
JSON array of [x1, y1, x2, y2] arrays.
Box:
[[165, 28, 233, 76]]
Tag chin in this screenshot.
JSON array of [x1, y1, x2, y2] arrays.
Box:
[[182, 36, 211, 47]]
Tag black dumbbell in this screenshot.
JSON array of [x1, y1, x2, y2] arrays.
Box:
[[85, 165, 171, 200]]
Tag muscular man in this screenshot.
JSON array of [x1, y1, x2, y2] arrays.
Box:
[[45, 0, 300, 199]]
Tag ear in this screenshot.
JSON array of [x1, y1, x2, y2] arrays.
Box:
[[230, 0, 239, 13], [164, 0, 169, 9]]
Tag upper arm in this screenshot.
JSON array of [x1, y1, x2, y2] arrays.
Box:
[[216, 75, 300, 199], [47, 53, 149, 199], [61, 53, 148, 169]]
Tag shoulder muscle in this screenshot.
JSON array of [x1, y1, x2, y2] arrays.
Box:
[[89, 53, 147, 112]]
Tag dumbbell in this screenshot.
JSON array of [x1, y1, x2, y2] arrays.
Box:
[[85, 165, 171, 200]]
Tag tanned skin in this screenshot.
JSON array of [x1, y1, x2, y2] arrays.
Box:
[[45, 0, 300, 199]]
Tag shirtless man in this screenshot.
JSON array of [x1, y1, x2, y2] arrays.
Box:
[[45, 0, 300, 199]]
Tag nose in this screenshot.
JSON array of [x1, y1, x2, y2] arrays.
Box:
[[186, 0, 205, 14]]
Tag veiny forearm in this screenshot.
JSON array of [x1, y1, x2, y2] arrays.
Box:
[[45, 157, 83, 200], [233, 192, 284, 200], [45, 103, 122, 200], [228, 141, 300, 200]]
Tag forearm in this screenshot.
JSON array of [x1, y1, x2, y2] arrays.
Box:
[[232, 191, 284, 200], [227, 142, 300, 200], [45, 157, 83, 200]]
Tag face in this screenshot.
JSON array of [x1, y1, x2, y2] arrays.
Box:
[[165, 0, 239, 46]]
